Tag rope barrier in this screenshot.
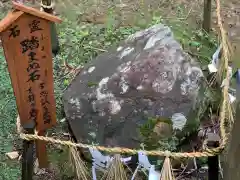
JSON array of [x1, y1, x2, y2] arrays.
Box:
[[19, 0, 231, 158], [20, 133, 224, 158]]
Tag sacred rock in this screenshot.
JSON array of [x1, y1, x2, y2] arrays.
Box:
[[63, 24, 204, 150]]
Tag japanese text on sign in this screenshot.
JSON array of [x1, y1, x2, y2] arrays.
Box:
[[17, 19, 52, 127], [9, 25, 20, 38], [27, 87, 38, 126], [39, 82, 51, 124]]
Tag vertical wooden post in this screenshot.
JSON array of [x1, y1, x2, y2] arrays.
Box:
[[22, 128, 35, 180], [223, 70, 240, 180], [207, 133, 220, 180], [41, 0, 60, 56], [203, 0, 212, 33], [35, 130, 48, 168], [35, 0, 59, 168]]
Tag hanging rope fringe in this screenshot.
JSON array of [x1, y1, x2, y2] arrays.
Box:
[[159, 156, 175, 180], [69, 145, 91, 180], [102, 155, 128, 180]]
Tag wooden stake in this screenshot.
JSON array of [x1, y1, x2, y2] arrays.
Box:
[[203, 0, 212, 33], [41, 0, 60, 56], [22, 128, 35, 180], [223, 70, 240, 180], [36, 130, 49, 168], [50, 22, 60, 56], [206, 133, 220, 180]]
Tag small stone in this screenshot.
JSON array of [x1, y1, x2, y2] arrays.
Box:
[[88, 66, 96, 73], [207, 132, 220, 142], [116, 3, 127, 8], [201, 165, 208, 170], [6, 151, 19, 160], [36, 168, 47, 175], [63, 133, 70, 137], [226, 14, 231, 18]]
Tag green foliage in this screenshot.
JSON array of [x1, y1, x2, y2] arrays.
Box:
[[139, 117, 158, 138], [139, 117, 178, 169], [139, 117, 177, 151], [0, 46, 20, 180], [0, 161, 20, 180], [48, 146, 75, 179], [139, 117, 173, 138]]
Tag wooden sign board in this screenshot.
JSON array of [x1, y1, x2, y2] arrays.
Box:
[[0, 2, 61, 131], [0, 2, 62, 169]]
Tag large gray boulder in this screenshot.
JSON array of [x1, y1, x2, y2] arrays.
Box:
[[63, 24, 204, 150]]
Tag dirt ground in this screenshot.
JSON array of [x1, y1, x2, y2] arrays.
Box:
[[51, 0, 240, 62]]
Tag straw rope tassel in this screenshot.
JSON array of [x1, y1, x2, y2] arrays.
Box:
[[159, 153, 175, 180], [102, 154, 128, 180], [69, 145, 91, 180]]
